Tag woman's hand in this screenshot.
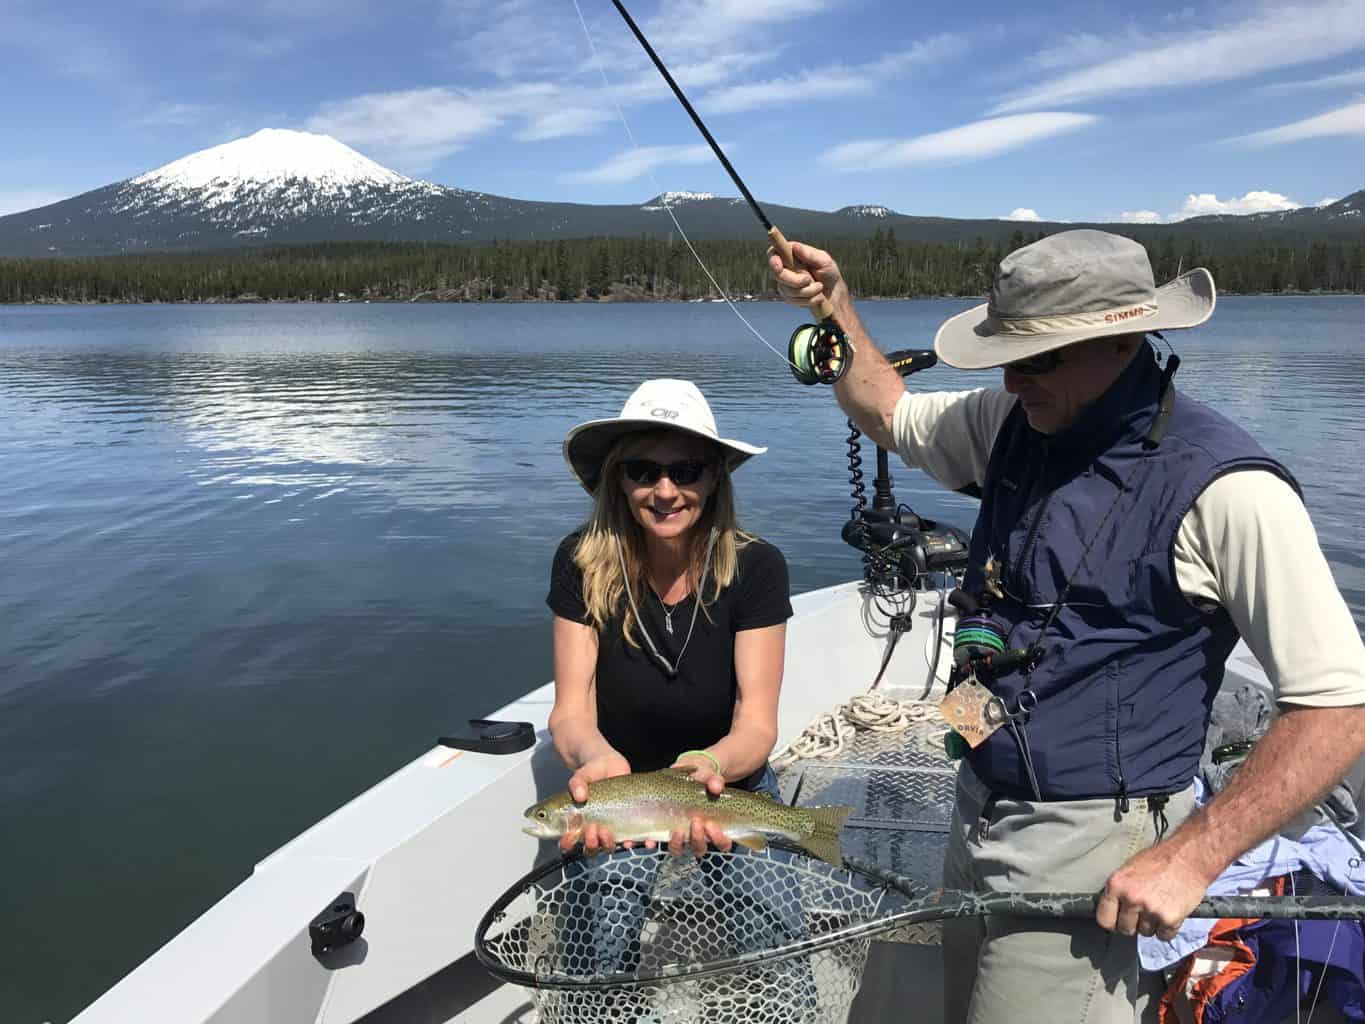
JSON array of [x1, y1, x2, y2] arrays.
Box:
[[561, 752, 631, 856], [666, 754, 734, 856]]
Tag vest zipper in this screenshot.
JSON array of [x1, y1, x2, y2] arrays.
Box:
[[1110, 663, 1129, 813], [1014, 442, 1052, 598]]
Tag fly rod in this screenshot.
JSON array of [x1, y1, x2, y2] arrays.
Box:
[[607, 0, 851, 386]]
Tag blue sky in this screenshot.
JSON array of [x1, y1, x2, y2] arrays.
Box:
[[3, 0, 1364, 222]]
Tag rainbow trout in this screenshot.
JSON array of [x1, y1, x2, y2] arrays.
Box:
[[523, 768, 853, 866]]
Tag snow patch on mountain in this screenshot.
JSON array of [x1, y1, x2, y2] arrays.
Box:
[[641, 191, 719, 211], [837, 204, 894, 219]]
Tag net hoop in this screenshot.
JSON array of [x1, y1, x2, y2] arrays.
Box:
[[475, 845, 1365, 997], [474, 844, 893, 994]]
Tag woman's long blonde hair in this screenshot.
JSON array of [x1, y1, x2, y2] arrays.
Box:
[[574, 430, 751, 647]]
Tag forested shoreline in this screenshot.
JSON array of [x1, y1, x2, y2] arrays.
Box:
[[3, 230, 1363, 304]]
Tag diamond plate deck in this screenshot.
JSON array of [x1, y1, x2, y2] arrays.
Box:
[[778, 693, 957, 945]]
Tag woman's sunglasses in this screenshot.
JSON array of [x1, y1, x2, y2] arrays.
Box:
[[621, 458, 711, 486], [1006, 349, 1066, 376]]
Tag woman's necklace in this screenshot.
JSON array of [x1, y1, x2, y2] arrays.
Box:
[[655, 590, 684, 635], [617, 532, 716, 679]]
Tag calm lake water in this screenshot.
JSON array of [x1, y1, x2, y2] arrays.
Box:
[[2, 298, 1363, 1022]]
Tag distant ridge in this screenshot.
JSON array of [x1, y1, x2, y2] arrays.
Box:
[[1, 129, 1362, 258]]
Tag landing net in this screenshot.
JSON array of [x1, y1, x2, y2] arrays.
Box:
[[475, 845, 891, 1024]]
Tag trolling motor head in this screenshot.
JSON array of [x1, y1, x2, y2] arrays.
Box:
[[788, 320, 852, 386]]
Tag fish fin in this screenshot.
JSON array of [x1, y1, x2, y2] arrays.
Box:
[[807, 804, 854, 832], [734, 835, 768, 852], [799, 832, 844, 867], [800, 805, 854, 866]]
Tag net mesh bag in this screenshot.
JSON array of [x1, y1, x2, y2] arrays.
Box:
[[476, 845, 894, 1024]]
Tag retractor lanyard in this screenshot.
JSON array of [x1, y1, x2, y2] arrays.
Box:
[[617, 530, 718, 678]]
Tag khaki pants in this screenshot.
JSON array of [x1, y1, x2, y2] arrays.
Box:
[[943, 762, 1196, 1024]]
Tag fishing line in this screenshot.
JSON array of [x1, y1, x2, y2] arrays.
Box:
[[569, 0, 796, 371]]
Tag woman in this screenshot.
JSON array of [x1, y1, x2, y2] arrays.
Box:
[[547, 378, 793, 858]]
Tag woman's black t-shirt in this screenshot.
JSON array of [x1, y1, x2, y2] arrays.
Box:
[[547, 533, 793, 787]]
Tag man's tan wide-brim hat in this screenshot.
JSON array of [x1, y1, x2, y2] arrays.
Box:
[[934, 229, 1216, 370], [563, 379, 766, 494]]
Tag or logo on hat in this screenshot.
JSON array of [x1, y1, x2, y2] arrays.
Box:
[[650, 407, 680, 421]]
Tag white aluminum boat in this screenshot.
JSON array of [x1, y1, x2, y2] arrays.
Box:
[[68, 564, 1291, 1024]]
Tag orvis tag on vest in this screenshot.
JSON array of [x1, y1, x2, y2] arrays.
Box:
[[938, 680, 1005, 748]]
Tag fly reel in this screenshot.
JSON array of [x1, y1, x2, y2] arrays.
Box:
[[788, 321, 852, 386]]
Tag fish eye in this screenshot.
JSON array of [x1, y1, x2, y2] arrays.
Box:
[[537, 809, 548, 819]]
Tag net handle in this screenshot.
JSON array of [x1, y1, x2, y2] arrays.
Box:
[[848, 855, 1365, 927], [474, 847, 1365, 993]]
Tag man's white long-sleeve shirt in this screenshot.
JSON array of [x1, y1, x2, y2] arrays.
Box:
[[892, 387, 1365, 707]]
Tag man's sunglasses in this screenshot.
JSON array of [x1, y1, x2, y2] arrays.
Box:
[[1006, 349, 1066, 376], [621, 458, 711, 486]]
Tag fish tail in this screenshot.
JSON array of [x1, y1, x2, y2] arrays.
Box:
[[799, 805, 853, 866]]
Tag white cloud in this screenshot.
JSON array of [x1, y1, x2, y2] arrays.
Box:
[[1115, 190, 1312, 222], [1005, 208, 1042, 221], [869, 34, 971, 76], [825, 113, 1098, 170], [993, 0, 1365, 113], [0, 190, 68, 216], [702, 70, 873, 115], [565, 143, 718, 184], [1024, 29, 1151, 74], [582, 52, 774, 113], [1171, 190, 1303, 219], [1227, 99, 1365, 145], [649, 0, 834, 52], [305, 87, 520, 170], [1261, 66, 1365, 93], [1317, 196, 1341, 206], [518, 107, 616, 142], [698, 34, 965, 116], [305, 83, 616, 169], [447, 0, 589, 79]]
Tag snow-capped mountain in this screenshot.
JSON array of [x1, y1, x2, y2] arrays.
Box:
[[0, 129, 572, 257], [102, 129, 467, 240], [1, 129, 1361, 258], [115, 129, 440, 216]]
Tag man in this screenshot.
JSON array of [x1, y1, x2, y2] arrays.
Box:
[[770, 230, 1365, 1022]]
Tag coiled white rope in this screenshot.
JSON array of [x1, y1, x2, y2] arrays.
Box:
[[772, 693, 948, 768]]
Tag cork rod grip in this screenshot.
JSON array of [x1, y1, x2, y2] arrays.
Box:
[[768, 226, 836, 323]]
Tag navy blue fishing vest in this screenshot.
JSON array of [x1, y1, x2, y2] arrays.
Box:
[[962, 350, 1297, 801]]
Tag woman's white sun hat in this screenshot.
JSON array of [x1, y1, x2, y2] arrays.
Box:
[[563, 379, 766, 493], [934, 229, 1216, 370]]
